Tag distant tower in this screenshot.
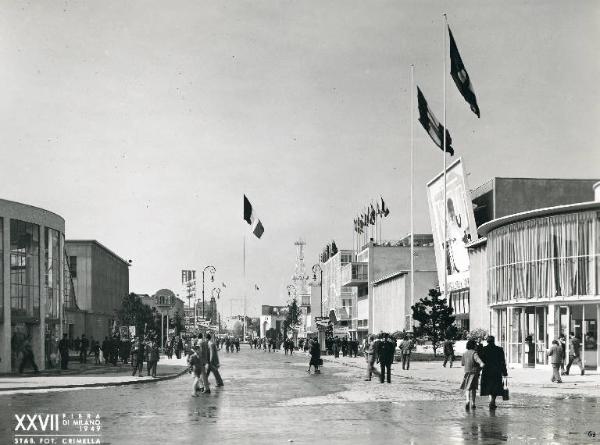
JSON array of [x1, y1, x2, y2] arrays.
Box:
[[292, 238, 310, 306]]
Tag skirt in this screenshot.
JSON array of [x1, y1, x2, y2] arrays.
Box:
[[460, 372, 480, 391]]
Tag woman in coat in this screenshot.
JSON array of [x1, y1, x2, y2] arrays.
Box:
[[460, 339, 485, 411], [479, 336, 508, 410], [308, 338, 321, 374]]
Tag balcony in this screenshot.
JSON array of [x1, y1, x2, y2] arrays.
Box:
[[341, 262, 368, 287]]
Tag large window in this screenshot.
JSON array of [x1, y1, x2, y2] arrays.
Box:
[[488, 210, 599, 303], [45, 228, 61, 319], [10, 219, 40, 319]]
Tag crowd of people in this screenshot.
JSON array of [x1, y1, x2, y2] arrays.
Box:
[[187, 332, 224, 396]]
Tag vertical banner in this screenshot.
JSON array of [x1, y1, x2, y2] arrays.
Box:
[[426, 158, 478, 293]]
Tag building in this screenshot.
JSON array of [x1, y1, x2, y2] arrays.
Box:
[[466, 179, 600, 370], [342, 235, 437, 338], [260, 305, 287, 338], [139, 289, 185, 344], [0, 199, 68, 372], [320, 249, 357, 337], [64, 240, 129, 343]]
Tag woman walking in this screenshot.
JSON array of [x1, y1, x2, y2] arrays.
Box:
[[308, 337, 321, 374], [480, 336, 508, 410], [460, 339, 485, 411]]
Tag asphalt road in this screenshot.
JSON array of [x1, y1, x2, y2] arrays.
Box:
[[1, 347, 599, 444]]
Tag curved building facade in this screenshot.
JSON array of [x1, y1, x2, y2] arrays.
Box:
[[0, 199, 66, 373], [480, 201, 600, 370]]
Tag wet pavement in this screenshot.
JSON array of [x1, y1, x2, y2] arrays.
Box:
[[1, 348, 599, 444]]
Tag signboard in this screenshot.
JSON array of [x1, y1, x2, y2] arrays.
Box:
[[119, 326, 130, 339], [128, 326, 136, 338], [427, 158, 478, 293]]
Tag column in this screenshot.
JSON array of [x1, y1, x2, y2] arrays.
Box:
[[35, 226, 46, 370], [0, 219, 10, 373]]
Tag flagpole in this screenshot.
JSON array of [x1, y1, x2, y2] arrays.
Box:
[[243, 234, 247, 341], [442, 14, 448, 299], [410, 64, 415, 324]]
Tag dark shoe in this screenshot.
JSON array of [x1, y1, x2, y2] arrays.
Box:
[[465, 403, 470, 411], [561, 371, 568, 376], [556, 380, 563, 383], [217, 383, 224, 387], [581, 370, 585, 376], [364, 378, 371, 381], [471, 404, 476, 410], [203, 389, 211, 394]]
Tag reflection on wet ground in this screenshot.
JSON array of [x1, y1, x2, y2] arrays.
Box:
[[1, 349, 599, 444]]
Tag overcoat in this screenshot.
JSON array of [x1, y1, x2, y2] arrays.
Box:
[[479, 344, 507, 396]]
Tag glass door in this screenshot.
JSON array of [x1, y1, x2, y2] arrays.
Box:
[[524, 307, 536, 367], [535, 306, 547, 365], [583, 304, 598, 370], [508, 307, 523, 365]]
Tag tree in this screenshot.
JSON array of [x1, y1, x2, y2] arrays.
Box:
[[411, 288, 457, 356], [116, 293, 157, 338], [232, 320, 243, 337], [331, 241, 338, 256], [283, 297, 301, 337], [172, 311, 185, 334]]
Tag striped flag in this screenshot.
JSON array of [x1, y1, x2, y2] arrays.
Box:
[[243, 195, 265, 239], [417, 87, 454, 156]]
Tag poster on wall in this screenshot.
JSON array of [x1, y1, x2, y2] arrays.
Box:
[[426, 158, 478, 294]]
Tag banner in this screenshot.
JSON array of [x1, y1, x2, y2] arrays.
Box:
[[426, 158, 478, 293]]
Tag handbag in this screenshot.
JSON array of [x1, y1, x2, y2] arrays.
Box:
[[501, 378, 510, 401]]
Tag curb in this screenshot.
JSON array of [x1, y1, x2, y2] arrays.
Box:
[[0, 367, 189, 393]]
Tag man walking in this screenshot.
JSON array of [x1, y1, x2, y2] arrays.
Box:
[[399, 334, 414, 370], [564, 333, 584, 376], [443, 338, 455, 368], [101, 337, 110, 365], [189, 334, 210, 395], [147, 339, 160, 377], [206, 333, 224, 387], [79, 334, 89, 364], [131, 338, 145, 377], [378, 333, 395, 384], [547, 339, 564, 383], [59, 333, 70, 370], [364, 335, 380, 381]]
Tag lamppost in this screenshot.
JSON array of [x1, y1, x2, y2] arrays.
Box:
[[312, 264, 323, 317], [211, 287, 221, 329], [202, 265, 216, 320]]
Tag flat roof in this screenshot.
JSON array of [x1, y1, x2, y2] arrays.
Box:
[[65, 239, 130, 265], [478, 201, 600, 236]]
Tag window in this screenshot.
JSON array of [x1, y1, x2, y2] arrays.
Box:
[[69, 256, 77, 278], [45, 228, 61, 319], [10, 219, 40, 319]]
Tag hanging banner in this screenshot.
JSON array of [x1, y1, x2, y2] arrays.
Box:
[[427, 158, 478, 293]]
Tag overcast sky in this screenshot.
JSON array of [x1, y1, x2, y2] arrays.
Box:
[[1, 0, 599, 316]]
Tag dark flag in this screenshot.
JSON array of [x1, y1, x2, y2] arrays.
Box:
[[255, 284, 260, 291], [243, 195, 265, 239], [381, 197, 390, 217], [370, 204, 376, 225], [417, 87, 454, 156], [449, 26, 480, 118]]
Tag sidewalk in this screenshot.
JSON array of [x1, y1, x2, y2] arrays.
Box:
[[320, 354, 600, 398], [0, 356, 189, 394]]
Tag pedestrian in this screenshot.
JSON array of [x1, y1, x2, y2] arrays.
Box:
[[558, 333, 567, 374], [547, 339, 564, 384], [341, 337, 348, 357], [18, 340, 40, 374], [364, 335, 380, 381], [91, 339, 101, 365], [131, 338, 145, 377], [191, 333, 210, 395], [333, 337, 339, 358], [460, 339, 485, 411], [443, 338, 455, 368], [147, 339, 160, 377], [564, 333, 584, 376], [480, 336, 508, 410], [176, 336, 184, 359], [399, 334, 414, 370], [235, 337, 240, 352], [101, 337, 110, 365], [378, 333, 395, 384], [288, 338, 294, 355], [206, 334, 224, 387], [308, 337, 321, 374], [58, 333, 70, 370], [79, 334, 89, 364], [188, 345, 207, 396], [268, 339, 272, 353], [74, 336, 81, 354], [110, 335, 120, 366]]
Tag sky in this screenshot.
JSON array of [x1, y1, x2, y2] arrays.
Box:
[[1, 0, 599, 317]]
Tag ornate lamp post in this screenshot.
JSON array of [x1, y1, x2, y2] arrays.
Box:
[[202, 265, 216, 320], [312, 264, 323, 317]]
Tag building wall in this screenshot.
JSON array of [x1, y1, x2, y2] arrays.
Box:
[[67, 243, 92, 311], [90, 243, 129, 314], [372, 274, 405, 334], [467, 243, 490, 333]]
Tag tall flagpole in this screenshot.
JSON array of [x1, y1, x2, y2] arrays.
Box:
[[410, 64, 415, 325], [243, 234, 247, 340], [442, 14, 448, 299]]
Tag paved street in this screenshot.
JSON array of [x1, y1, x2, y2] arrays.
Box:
[[1, 348, 600, 444]]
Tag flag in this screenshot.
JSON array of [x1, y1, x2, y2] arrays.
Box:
[[376, 202, 382, 216], [255, 284, 260, 291], [243, 195, 265, 239], [381, 197, 390, 217], [222, 282, 227, 288], [417, 87, 454, 156], [370, 204, 376, 225], [449, 26, 480, 118]]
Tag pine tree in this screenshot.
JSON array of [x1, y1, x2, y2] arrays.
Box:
[[411, 288, 457, 356]]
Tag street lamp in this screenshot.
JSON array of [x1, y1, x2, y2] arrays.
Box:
[[312, 263, 323, 317], [211, 287, 221, 329], [202, 265, 216, 320]]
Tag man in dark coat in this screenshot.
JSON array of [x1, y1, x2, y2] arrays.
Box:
[[378, 333, 396, 383], [58, 333, 70, 370], [79, 334, 89, 363], [101, 337, 110, 364], [479, 336, 508, 409], [442, 339, 455, 368]]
